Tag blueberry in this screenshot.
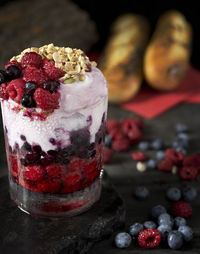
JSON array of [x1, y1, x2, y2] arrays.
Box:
[[114, 232, 132, 248], [105, 135, 112, 148], [5, 65, 21, 79], [129, 222, 143, 236], [174, 217, 186, 228], [135, 186, 149, 200], [25, 82, 37, 95], [147, 159, 157, 169], [182, 186, 197, 202], [0, 70, 8, 84], [157, 224, 172, 240], [178, 225, 193, 242], [158, 213, 174, 227], [156, 150, 165, 161], [43, 80, 60, 93], [176, 123, 188, 133], [172, 137, 188, 149], [21, 94, 36, 108], [168, 230, 183, 249], [151, 139, 164, 150], [178, 132, 189, 141], [138, 141, 149, 151], [151, 205, 167, 218], [175, 147, 187, 155], [166, 187, 181, 201], [144, 221, 157, 229]]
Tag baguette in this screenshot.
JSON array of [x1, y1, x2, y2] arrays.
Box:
[[100, 14, 150, 103], [144, 10, 192, 91]]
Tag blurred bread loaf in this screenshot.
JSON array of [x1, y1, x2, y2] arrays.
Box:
[[100, 14, 150, 103], [144, 10, 192, 91]]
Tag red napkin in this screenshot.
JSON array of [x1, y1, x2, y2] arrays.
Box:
[[121, 66, 200, 119]]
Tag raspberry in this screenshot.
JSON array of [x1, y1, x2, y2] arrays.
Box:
[[133, 117, 145, 130], [121, 118, 142, 144], [171, 201, 192, 218], [34, 88, 60, 110], [106, 120, 120, 134], [112, 136, 130, 152], [165, 149, 184, 165], [138, 229, 161, 249], [23, 66, 48, 86], [103, 147, 113, 164], [157, 158, 173, 173], [23, 165, 45, 181], [18, 177, 36, 192], [6, 79, 25, 103], [61, 173, 82, 193], [21, 52, 43, 68], [84, 161, 97, 174], [45, 163, 62, 178], [0, 83, 9, 100], [10, 154, 18, 179], [183, 153, 200, 171], [42, 59, 65, 80], [37, 178, 61, 193], [179, 166, 198, 180], [132, 151, 147, 161], [68, 158, 87, 172], [109, 128, 122, 140], [5, 60, 22, 70]]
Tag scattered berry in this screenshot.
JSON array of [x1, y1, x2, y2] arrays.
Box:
[[104, 135, 112, 148], [21, 52, 43, 68], [129, 223, 144, 236], [174, 217, 186, 228], [157, 224, 172, 240], [151, 139, 164, 150], [178, 225, 193, 242], [166, 187, 181, 202], [183, 153, 200, 171], [176, 123, 188, 133], [144, 221, 157, 229], [179, 166, 198, 180], [135, 186, 149, 200], [165, 149, 184, 165], [43, 80, 60, 93], [156, 150, 165, 161], [178, 132, 189, 141], [132, 151, 147, 161], [151, 205, 167, 218], [0, 83, 9, 100], [171, 201, 192, 218], [147, 159, 157, 169], [6, 79, 26, 103], [106, 120, 120, 134], [157, 158, 173, 173], [121, 118, 142, 144], [34, 88, 60, 110], [103, 147, 113, 164], [168, 230, 183, 249], [25, 82, 37, 95], [42, 59, 65, 80], [133, 117, 144, 130], [114, 232, 132, 249], [21, 94, 36, 108], [23, 66, 47, 86], [112, 136, 130, 152], [182, 186, 197, 202], [172, 137, 188, 149], [5, 60, 22, 70], [138, 229, 161, 249], [158, 213, 174, 227], [138, 141, 149, 151]]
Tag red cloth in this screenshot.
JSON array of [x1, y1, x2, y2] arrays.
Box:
[[121, 66, 200, 119]]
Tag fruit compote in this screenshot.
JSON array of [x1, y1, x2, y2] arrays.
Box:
[[0, 44, 108, 217]]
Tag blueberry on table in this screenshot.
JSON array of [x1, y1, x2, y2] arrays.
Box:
[[151, 139, 164, 150], [174, 217, 186, 228], [158, 213, 174, 227], [104, 135, 112, 148], [178, 132, 189, 141], [129, 223, 144, 236], [182, 186, 197, 202], [147, 159, 157, 169], [138, 141, 149, 151], [166, 187, 181, 202], [114, 232, 132, 248], [156, 150, 165, 161], [168, 230, 183, 249], [5, 65, 21, 79], [144, 221, 157, 229], [157, 224, 172, 240], [175, 123, 188, 133], [178, 225, 193, 242], [135, 186, 149, 200], [151, 205, 167, 218]]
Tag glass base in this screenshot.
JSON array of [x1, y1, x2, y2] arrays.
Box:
[[9, 170, 103, 218]]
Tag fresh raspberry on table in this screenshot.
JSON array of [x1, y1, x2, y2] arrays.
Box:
[[23, 66, 48, 86], [21, 52, 43, 68], [106, 120, 120, 134], [157, 158, 174, 172], [132, 117, 145, 130], [37, 178, 61, 193], [109, 128, 122, 140], [112, 136, 130, 152], [183, 153, 200, 172], [6, 79, 26, 103], [23, 165, 45, 181], [0, 83, 9, 100], [179, 166, 198, 180], [42, 59, 65, 80], [5, 60, 22, 70], [103, 147, 113, 164], [45, 163, 62, 178], [138, 229, 161, 249], [165, 149, 184, 165], [171, 201, 192, 218], [34, 88, 60, 110], [121, 118, 142, 144], [132, 151, 148, 161]]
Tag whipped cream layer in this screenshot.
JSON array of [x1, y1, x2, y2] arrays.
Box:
[[1, 67, 108, 152]]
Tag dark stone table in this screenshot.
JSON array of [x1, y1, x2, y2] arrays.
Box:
[[1, 103, 200, 254]]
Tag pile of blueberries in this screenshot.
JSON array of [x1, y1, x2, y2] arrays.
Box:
[[114, 185, 196, 250]]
